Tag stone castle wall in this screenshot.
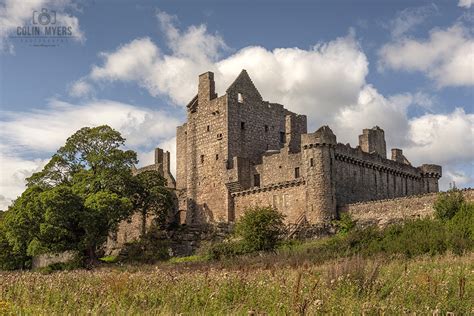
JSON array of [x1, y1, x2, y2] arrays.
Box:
[[333, 143, 433, 206], [339, 188, 474, 228], [232, 179, 307, 223]]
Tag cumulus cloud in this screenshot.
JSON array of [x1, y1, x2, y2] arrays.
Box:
[[76, 12, 368, 129], [0, 0, 85, 52], [378, 24, 474, 87], [458, 0, 472, 8], [0, 99, 182, 209], [388, 4, 439, 38], [404, 108, 474, 166], [331, 85, 412, 147]]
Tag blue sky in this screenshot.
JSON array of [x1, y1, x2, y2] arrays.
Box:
[[0, 0, 473, 209]]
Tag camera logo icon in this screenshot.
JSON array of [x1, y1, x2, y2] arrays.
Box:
[[33, 8, 56, 25]]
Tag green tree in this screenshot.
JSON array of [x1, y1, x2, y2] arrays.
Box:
[[131, 170, 174, 233], [27, 125, 137, 192], [434, 188, 465, 220], [0, 210, 30, 270], [3, 126, 142, 267], [2, 186, 44, 257], [80, 191, 132, 261], [235, 206, 286, 252], [28, 186, 83, 256]]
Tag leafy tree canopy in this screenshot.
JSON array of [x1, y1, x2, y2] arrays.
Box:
[[0, 125, 173, 269]]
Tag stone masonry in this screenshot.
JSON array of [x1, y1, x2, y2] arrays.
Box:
[[175, 70, 442, 226], [108, 70, 443, 254]]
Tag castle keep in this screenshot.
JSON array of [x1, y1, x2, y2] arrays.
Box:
[[174, 70, 442, 225]]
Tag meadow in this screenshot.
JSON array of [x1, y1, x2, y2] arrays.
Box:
[[0, 252, 472, 315]]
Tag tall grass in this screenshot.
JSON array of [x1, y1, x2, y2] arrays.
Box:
[[0, 253, 472, 314]]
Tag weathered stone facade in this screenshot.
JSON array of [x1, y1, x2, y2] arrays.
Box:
[[176, 70, 442, 226], [108, 70, 444, 254]]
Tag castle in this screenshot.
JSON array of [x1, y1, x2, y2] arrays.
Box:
[[108, 70, 442, 250], [175, 70, 441, 225]]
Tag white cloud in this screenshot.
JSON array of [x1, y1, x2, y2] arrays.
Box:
[[0, 99, 182, 208], [331, 85, 411, 147], [1, 99, 181, 151], [69, 78, 94, 98], [439, 167, 473, 190], [458, 0, 472, 8], [0, 0, 85, 52], [405, 108, 474, 166], [0, 151, 48, 210], [388, 4, 438, 38], [78, 14, 368, 129], [379, 24, 474, 87]]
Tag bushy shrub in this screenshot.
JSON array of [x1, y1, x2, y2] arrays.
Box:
[[447, 202, 474, 254], [235, 206, 285, 252], [381, 219, 448, 257], [333, 213, 356, 236], [205, 240, 247, 260], [434, 188, 465, 220]]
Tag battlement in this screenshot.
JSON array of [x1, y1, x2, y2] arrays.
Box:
[[420, 164, 442, 178], [301, 125, 337, 148]]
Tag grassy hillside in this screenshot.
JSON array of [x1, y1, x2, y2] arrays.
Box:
[[1, 252, 472, 315]]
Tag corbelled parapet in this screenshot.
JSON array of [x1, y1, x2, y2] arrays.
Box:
[[301, 125, 337, 149], [420, 164, 442, 178]]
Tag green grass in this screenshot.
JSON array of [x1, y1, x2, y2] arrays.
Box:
[[0, 253, 472, 314], [168, 255, 206, 264], [99, 255, 118, 263]]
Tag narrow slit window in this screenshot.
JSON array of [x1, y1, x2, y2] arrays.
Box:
[[200, 155, 205, 163], [241, 121, 245, 130], [280, 131, 286, 143], [238, 93, 243, 103], [264, 125, 268, 132], [206, 125, 210, 132], [254, 174, 260, 187], [215, 154, 219, 160], [310, 158, 314, 167], [295, 167, 300, 178]]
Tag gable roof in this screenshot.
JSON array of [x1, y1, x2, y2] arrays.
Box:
[[226, 69, 263, 101]]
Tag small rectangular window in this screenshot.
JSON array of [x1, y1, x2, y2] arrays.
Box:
[[254, 174, 260, 187], [295, 167, 300, 178], [264, 125, 268, 132], [206, 125, 210, 132], [310, 158, 314, 167], [238, 93, 243, 103], [280, 131, 286, 143], [200, 155, 204, 163], [241, 121, 245, 130]]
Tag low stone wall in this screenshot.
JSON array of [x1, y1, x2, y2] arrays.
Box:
[[339, 189, 474, 228], [32, 251, 77, 269], [165, 223, 233, 256]]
